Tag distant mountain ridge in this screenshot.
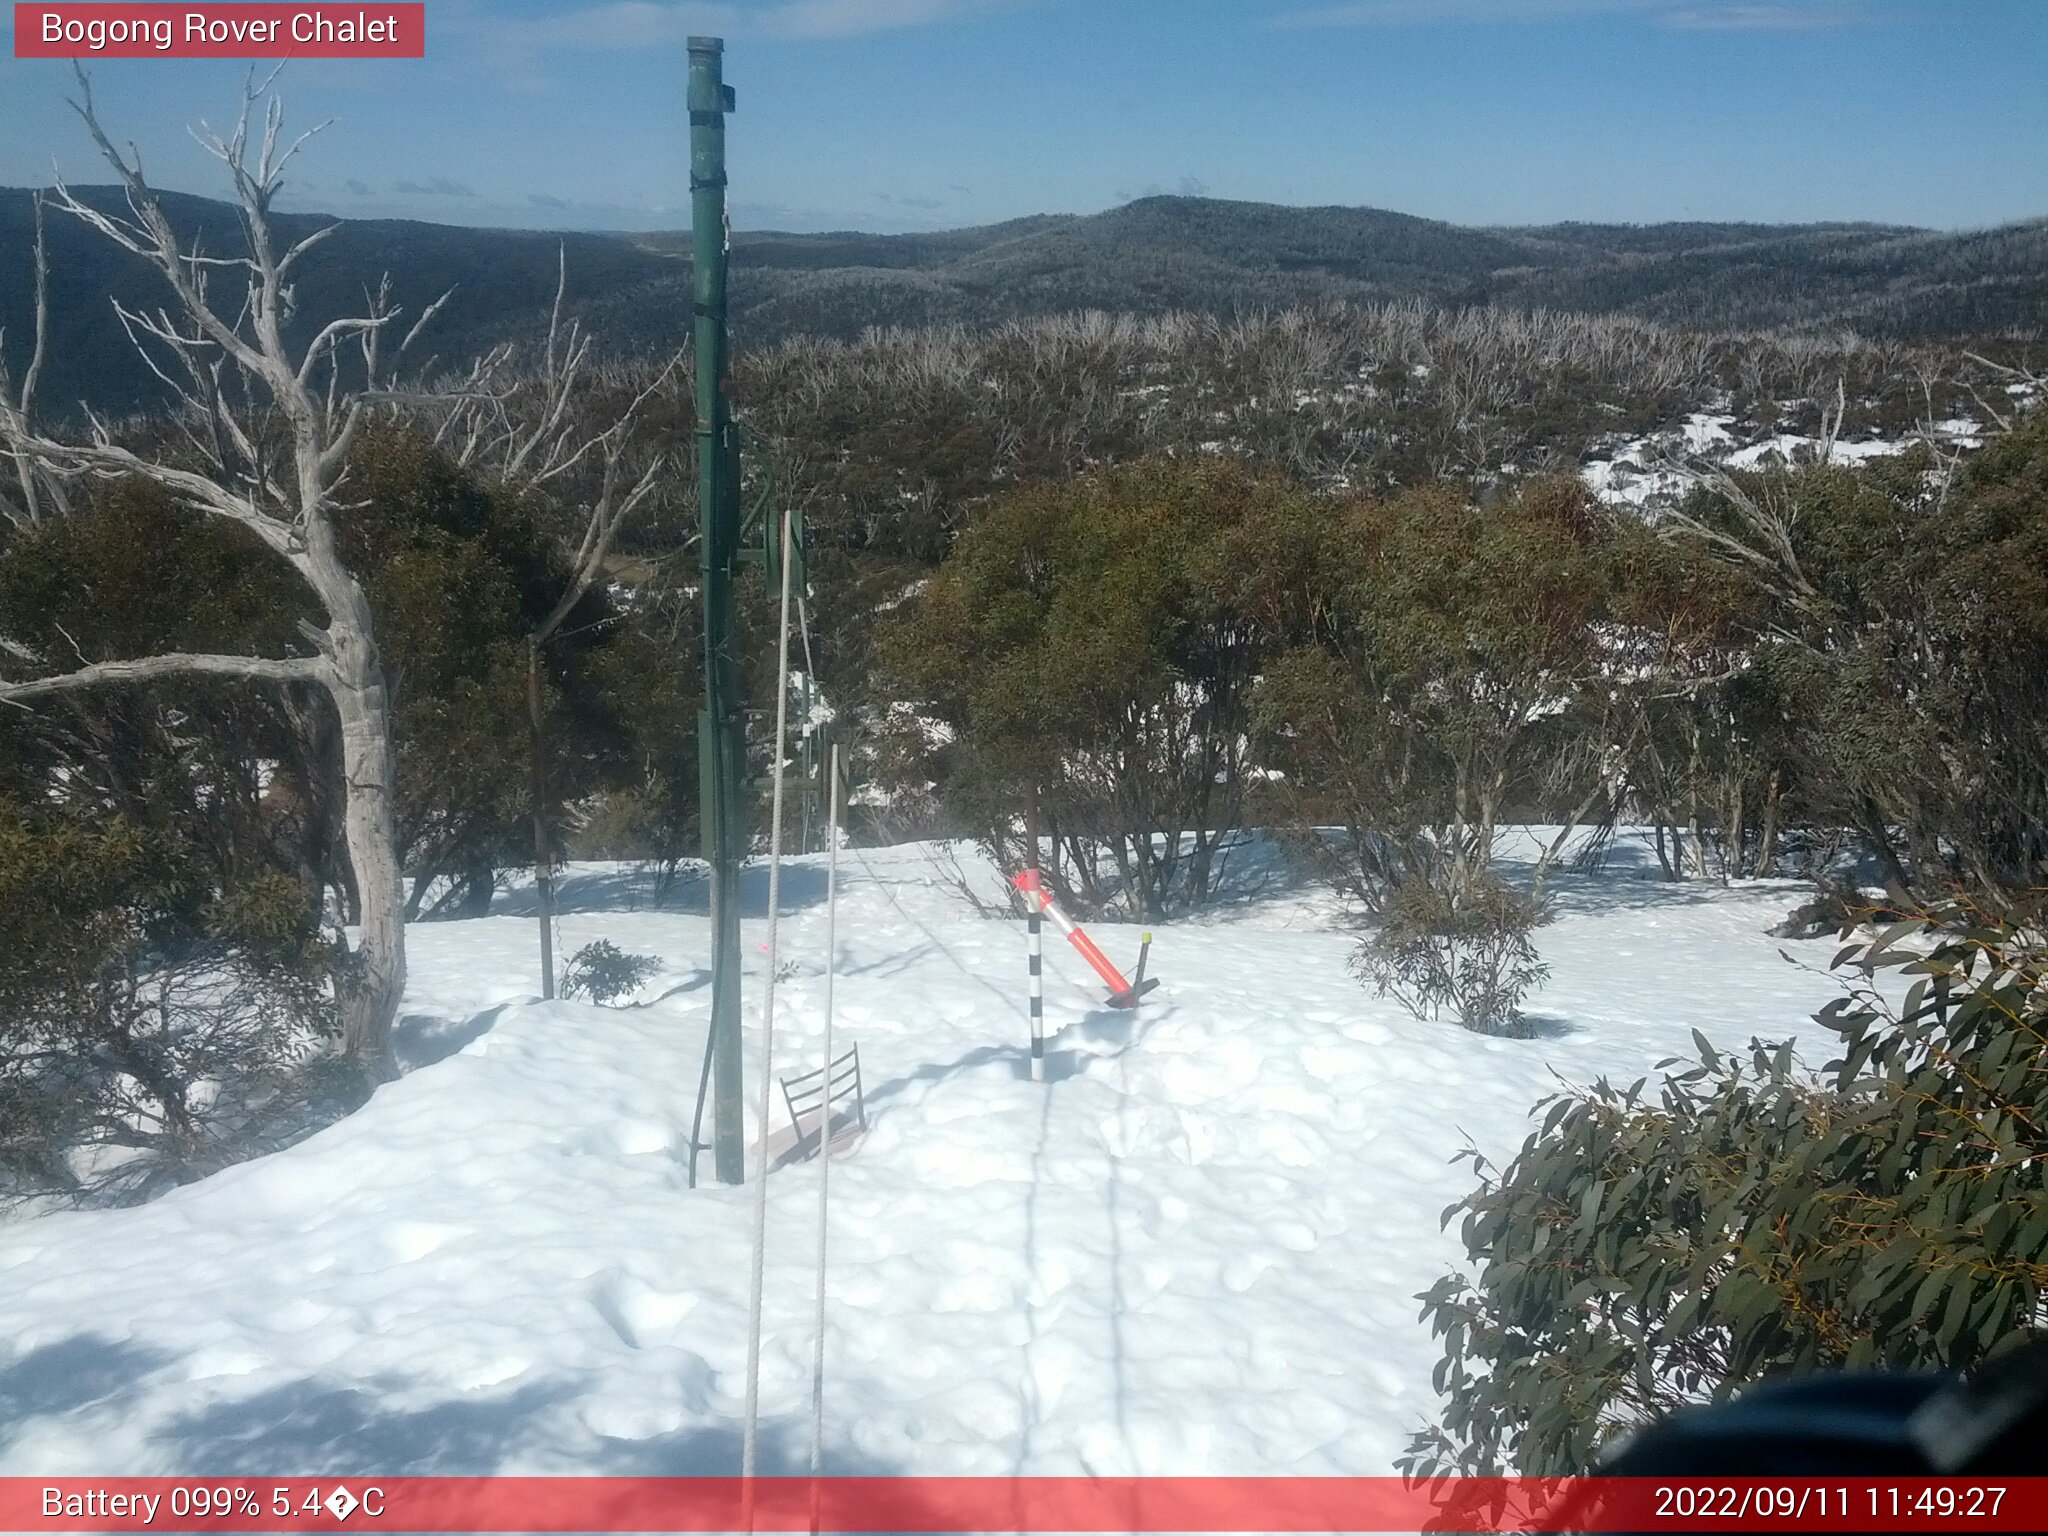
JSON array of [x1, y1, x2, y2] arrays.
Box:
[[4, 188, 2042, 420]]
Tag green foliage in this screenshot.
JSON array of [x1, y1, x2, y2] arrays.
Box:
[[1247, 476, 1622, 909], [1354, 876, 1550, 1037], [1597, 513, 1785, 882], [341, 428, 549, 906], [1405, 904, 2048, 1477], [340, 425, 699, 909], [0, 429, 700, 1197], [558, 939, 659, 1007], [0, 478, 332, 919], [573, 623, 700, 872], [882, 457, 1290, 918], [0, 814, 199, 987], [0, 432, 687, 928], [1668, 414, 2048, 901], [0, 808, 339, 1207], [0, 475, 305, 659]]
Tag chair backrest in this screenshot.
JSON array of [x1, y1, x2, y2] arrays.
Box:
[[780, 1043, 865, 1156]]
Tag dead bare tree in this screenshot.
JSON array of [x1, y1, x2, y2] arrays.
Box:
[[425, 257, 677, 994], [0, 73, 449, 1084], [0, 193, 69, 533], [1960, 350, 2045, 436]]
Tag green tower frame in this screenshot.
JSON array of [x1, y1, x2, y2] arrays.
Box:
[[689, 36, 746, 1186]]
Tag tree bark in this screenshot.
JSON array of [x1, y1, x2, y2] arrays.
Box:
[[1859, 797, 1917, 910], [329, 627, 406, 1084], [1755, 769, 1782, 878]]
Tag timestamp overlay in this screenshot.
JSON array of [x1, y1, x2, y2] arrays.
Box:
[[3, 1477, 2046, 1532]]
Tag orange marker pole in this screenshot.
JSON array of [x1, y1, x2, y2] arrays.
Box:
[[1011, 869, 1135, 997]]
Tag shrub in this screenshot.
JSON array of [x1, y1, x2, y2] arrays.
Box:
[[0, 819, 341, 1209], [1402, 902, 2048, 1476], [559, 939, 659, 1006], [1354, 876, 1549, 1037], [1664, 415, 2048, 906], [879, 458, 1290, 920], [1244, 477, 1625, 915]]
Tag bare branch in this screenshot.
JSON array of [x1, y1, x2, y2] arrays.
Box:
[[1816, 375, 1845, 464], [277, 218, 340, 277], [55, 88, 275, 387], [0, 193, 60, 530], [9, 70, 430, 1082], [398, 287, 457, 365], [1660, 459, 1822, 618], [298, 313, 393, 389], [0, 650, 328, 705], [533, 450, 667, 647], [12, 431, 299, 558], [1959, 353, 2035, 436], [21, 191, 50, 422]]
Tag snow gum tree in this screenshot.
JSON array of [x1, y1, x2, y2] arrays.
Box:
[[881, 457, 1288, 919], [0, 814, 341, 1206], [0, 78, 445, 1084], [1661, 415, 2048, 907], [1243, 475, 1624, 912]]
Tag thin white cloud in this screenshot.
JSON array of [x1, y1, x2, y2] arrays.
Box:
[[395, 175, 476, 197], [443, 0, 1005, 91], [463, 0, 992, 55], [1665, 3, 1864, 27], [1276, 0, 1868, 25], [761, 0, 990, 38], [456, 2, 736, 55], [1276, 0, 1654, 25]]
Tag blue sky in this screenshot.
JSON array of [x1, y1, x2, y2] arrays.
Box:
[[2, 0, 2044, 233]]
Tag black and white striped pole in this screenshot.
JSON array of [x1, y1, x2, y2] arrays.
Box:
[[1025, 783, 1044, 1083], [1027, 898, 1045, 1082]]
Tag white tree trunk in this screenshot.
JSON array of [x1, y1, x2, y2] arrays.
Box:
[[330, 631, 406, 1081], [0, 80, 438, 1090]]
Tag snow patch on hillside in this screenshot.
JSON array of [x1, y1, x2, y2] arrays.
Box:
[[1580, 410, 1986, 510]]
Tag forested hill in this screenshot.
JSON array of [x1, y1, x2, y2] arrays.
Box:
[[0, 186, 657, 424], [5, 187, 2043, 419]]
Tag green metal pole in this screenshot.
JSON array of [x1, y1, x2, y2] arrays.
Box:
[[689, 36, 746, 1187]]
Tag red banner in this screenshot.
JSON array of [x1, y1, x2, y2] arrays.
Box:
[[13, 4, 425, 58], [3, 1476, 2046, 1532]]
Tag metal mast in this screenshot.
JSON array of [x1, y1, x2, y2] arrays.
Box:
[[689, 35, 746, 1186]]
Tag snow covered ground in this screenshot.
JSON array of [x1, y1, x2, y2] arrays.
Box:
[[0, 835, 1850, 1478], [1578, 408, 1984, 510]]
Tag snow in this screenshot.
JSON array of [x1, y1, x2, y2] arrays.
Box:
[[1578, 410, 1988, 511], [0, 835, 1850, 1478], [1579, 456, 1693, 509], [1675, 412, 1736, 454], [1723, 433, 1898, 471]]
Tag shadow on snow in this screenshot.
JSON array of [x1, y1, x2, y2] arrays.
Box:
[[0, 1332, 913, 1480], [486, 863, 828, 920]]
